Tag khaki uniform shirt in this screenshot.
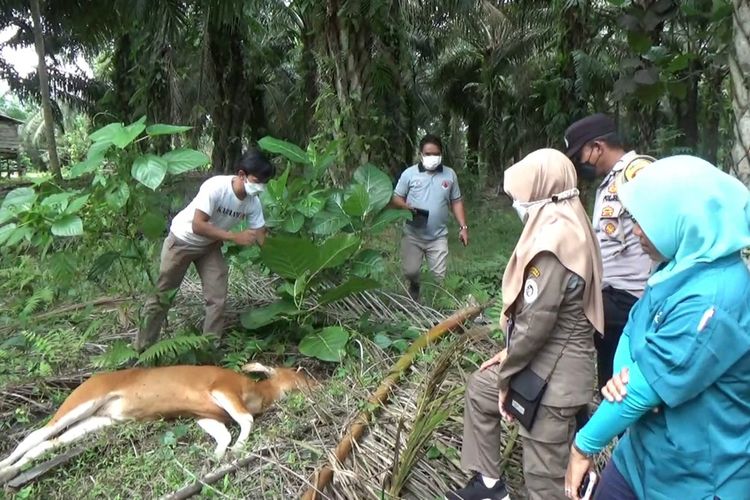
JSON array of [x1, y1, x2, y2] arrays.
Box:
[[593, 151, 653, 297], [497, 252, 596, 408]]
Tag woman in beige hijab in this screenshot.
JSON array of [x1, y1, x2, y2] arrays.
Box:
[[447, 149, 603, 500]]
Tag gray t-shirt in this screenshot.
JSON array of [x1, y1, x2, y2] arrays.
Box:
[[394, 164, 461, 240], [592, 151, 653, 296]]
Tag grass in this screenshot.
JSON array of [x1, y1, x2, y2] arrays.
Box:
[[0, 184, 523, 498]]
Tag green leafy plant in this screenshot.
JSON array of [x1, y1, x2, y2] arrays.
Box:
[[235, 136, 410, 362], [0, 117, 208, 260]]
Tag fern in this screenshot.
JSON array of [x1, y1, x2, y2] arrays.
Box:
[[20, 286, 54, 317], [91, 340, 138, 369], [485, 300, 505, 340], [139, 335, 210, 365]]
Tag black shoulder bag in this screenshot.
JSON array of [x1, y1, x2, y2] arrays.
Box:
[[502, 316, 576, 431]]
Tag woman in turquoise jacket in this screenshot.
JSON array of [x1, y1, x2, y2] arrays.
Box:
[[564, 155, 750, 500]]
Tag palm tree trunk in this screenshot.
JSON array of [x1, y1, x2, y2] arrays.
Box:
[[730, 0, 750, 184], [29, 0, 61, 180]]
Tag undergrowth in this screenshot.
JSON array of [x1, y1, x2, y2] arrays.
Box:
[[0, 183, 521, 497]]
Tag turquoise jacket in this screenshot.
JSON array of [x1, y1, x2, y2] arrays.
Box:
[[574, 156, 750, 499]]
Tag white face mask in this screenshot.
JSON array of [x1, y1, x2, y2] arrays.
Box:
[[421, 154, 442, 171], [511, 188, 580, 224], [512, 200, 530, 223], [244, 180, 265, 197]]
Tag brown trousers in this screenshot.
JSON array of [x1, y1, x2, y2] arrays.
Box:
[[135, 233, 228, 351], [461, 364, 582, 500]]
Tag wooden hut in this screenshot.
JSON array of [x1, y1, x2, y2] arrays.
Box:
[[0, 112, 23, 177]]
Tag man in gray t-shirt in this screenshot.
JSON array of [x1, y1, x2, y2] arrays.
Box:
[[391, 134, 469, 300]]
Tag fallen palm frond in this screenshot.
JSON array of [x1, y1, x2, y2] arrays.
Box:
[[174, 269, 447, 331], [385, 336, 468, 498], [301, 304, 484, 500]]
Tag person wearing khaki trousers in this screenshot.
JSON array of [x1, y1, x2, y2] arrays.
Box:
[[135, 150, 275, 352], [447, 150, 604, 500]]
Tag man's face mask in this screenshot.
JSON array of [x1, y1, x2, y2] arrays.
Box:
[[576, 145, 602, 182], [421, 154, 442, 171], [244, 179, 265, 197]]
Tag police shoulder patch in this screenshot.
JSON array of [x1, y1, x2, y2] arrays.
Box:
[[523, 279, 539, 303], [623, 157, 653, 182]]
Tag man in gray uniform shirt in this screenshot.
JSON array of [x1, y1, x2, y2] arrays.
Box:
[[391, 134, 469, 300], [564, 114, 655, 389]]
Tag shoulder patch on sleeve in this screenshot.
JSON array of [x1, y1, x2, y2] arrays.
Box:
[[523, 278, 539, 304], [528, 266, 541, 278]]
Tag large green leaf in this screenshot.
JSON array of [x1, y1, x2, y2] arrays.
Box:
[[88, 251, 120, 281], [258, 136, 310, 164], [281, 211, 305, 233], [41, 192, 75, 211], [0, 208, 12, 225], [146, 124, 192, 136], [67, 154, 103, 179], [318, 277, 380, 305], [90, 116, 146, 148], [162, 148, 210, 175], [87, 140, 113, 160], [118, 116, 147, 147], [89, 122, 124, 143], [260, 235, 318, 279], [351, 249, 386, 279], [343, 184, 370, 217], [353, 164, 393, 213], [65, 194, 90, 215], [262, 206, 284, 228], [51, 215, 83, 237], [2, 187, 36, 211], [299, 326, 350, 362], [0, 223, 17, 245], [264, 166, 290, 203], [141, 213, 166, 239], [370, 209, 410, 233], [295, 193, 326, 217], [316, 234, 361, 270], [67, 139, 112, 179], [131, 154, 168, 190], [240, 300, 299, 330], [5, 225, 31, 246], [105, 182, 130, 209], [310, 210, 350, 235]]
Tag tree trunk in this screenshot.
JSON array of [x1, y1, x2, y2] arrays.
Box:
[[730, 0, 750, 184], [677, 72, 699, 149], [466, 115, 481, 175], [29, 0, 61, 180], [300, 13, 319, 142], [209, 30, 246, 173], [703, 68, 727, 165]]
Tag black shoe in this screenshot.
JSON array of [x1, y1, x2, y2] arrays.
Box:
[[445, 473, 510, 500], [408, 281, 420, 301]]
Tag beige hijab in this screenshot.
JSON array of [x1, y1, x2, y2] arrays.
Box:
[[501, 149, 604, 334]]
